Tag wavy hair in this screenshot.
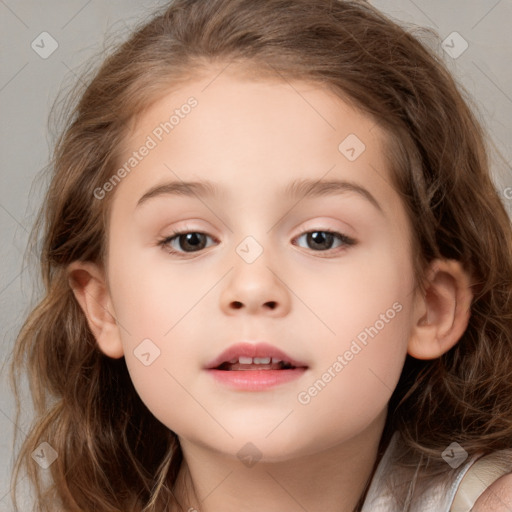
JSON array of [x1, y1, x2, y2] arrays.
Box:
[[10, 0, 512, 510]]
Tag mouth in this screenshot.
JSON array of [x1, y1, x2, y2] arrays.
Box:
[[204, 342, 308, 390], [204, 342, 309, 372], [214, 357, 300, 371]]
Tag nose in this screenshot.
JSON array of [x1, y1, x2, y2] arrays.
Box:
[[219, 252, 291, 317]]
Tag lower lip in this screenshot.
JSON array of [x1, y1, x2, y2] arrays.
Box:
[[206, 368, 307, 391]]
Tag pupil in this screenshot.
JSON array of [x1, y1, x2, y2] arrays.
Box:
[[181, 233, 205, 251], [309, 231, 333, 250]]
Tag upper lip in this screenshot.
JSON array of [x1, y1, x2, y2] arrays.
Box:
[[204, 342, 308, 369]]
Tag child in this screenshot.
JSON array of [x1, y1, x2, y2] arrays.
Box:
[[10, 0, 512, 510]]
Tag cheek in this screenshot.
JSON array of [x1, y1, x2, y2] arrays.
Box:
[[297, 298, 413, 435], [108, 241, 214, 340], [312, 237, 415, 354], [107, 246, 218, 434], [290, 307, 413, 459], [293, 242, 415, 433]]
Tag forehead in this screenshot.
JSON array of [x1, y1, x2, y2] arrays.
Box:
[[127, 66, 383, 149], [110, 66, 398, 217]]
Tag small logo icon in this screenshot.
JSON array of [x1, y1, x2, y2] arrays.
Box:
[[442, 32, 469, 59], [338, 134, 366, 161], [236, 236, 263, 264], [134, 338, 161, 366], [442, 441, 468, 468], [31, 32, 59, 59], [237, 442, 263, 468], [31, 442, 58, 469]]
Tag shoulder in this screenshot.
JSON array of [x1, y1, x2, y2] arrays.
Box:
[[471, 473, 512, 511]]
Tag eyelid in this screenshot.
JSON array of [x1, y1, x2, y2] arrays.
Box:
[[293, 218, 356, 241]]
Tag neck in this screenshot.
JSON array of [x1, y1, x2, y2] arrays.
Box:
[[171, 410, 387, 512]]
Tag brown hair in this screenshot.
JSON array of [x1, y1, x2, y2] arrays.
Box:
[[10, 0, 512, 510]]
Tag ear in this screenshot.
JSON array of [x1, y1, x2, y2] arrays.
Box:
[[408, 259, 473, 359], [67, 261, 124, 359]]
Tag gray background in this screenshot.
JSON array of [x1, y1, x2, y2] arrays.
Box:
[[1, 0, 511, 509]]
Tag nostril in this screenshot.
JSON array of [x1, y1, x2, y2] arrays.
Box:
[[230, 300, 277, 309]]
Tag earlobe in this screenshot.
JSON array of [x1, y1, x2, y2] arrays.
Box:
[[67, 261, 124, 359], [408, 259, 473, 360]]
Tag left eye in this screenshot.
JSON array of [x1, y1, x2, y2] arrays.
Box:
[[293, 230, 356, 252], [158, 229, 355, 257]]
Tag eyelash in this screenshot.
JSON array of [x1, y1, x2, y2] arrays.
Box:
[[157, 228, 357, 258]]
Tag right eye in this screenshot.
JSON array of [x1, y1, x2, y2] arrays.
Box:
[[158, 231, 218, 256]]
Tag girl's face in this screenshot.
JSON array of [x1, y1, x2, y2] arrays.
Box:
[[105, 68, 419, 461]]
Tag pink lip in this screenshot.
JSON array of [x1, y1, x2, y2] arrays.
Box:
[[207, 368, 307, 391], [204, 342, 308, 370], [204, 342, 308, 391]]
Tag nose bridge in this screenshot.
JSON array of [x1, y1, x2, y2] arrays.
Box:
[[220, 233, 290, 315]]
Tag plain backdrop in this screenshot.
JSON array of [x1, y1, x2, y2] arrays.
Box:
[[0, 0, 511, 509]]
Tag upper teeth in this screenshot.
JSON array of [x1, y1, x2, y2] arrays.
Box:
[[229, 357, 283, 364]]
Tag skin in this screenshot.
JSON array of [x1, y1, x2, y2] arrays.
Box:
[[69, 65, 475, 512], [473, 474, 512, 510]]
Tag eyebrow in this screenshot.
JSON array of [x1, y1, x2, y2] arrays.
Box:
[[136, 177, 383, 212]]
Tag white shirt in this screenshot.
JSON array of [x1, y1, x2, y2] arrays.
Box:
[[361, 431, 512, 511]]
